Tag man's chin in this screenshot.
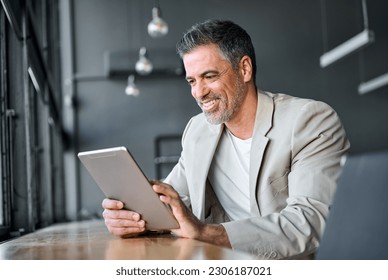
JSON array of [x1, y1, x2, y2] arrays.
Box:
[[204, 113, 224, 125]]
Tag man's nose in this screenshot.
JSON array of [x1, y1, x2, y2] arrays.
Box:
[[192, 80, 209, 100]]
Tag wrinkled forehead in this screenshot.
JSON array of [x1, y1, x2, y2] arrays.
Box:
[[183, 45, 231, 77]]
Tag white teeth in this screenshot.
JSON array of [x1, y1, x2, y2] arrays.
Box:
[[202, 100, 215, 109]]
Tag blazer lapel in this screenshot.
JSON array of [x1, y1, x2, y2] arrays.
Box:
[[190, 123, 223, 219], [249, 91, 273, 216]]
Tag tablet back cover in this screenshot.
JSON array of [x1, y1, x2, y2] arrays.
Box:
[[78, 147, 179, 230]]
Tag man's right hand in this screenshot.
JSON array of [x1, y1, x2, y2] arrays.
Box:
[[102, 198, 147, 238]]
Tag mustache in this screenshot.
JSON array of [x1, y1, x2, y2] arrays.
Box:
[[196, 93, 222, 105]]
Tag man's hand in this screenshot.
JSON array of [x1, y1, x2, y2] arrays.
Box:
[[102, 198, 147, 238], [152, 181, 232, 248]]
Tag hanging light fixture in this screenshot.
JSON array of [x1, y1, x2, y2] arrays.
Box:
[[319, 0, 374, 68], [125, 75, 140, 96], [147, 1, 168, 38], [135, 47, 153, 75]]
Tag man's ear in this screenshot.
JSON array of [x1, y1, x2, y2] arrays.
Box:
[[239, 55, 253, 83]]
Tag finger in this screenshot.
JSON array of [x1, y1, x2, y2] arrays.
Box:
[[102, 198, 124, 210], [152, 183, 179, 199], [104, 217, 145, 228], [107, 223, 146, 238], [153, 184, 185, 215], [158, 194, 182, 209], [149, 179, 161, 185], [102, 209, 141, 221]]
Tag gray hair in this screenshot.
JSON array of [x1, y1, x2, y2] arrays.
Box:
[[176, 19, 257, 83]]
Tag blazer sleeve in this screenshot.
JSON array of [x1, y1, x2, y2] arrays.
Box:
[[222, 100, 350, 259]]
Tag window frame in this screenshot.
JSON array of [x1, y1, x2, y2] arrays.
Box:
[[0, 0, 65, 242], [0, 6, 12, 241]]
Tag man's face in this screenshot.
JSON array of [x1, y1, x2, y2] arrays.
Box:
[[183, 44, 247, 125]]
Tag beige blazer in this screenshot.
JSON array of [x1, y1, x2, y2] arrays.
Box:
[[165, 91, 350, 259]]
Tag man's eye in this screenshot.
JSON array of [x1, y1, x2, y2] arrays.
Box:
[[205, 74, 217, 80], [187, 80, 194, 86]]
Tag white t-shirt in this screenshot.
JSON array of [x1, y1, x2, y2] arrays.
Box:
[[208, 128, 251, 221]]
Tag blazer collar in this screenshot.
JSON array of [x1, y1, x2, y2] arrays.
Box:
[[253, 90, 274, 136]]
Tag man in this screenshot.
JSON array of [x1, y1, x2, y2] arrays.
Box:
[[102, 19, 350, 259]]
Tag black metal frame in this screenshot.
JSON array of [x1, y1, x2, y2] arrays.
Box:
[[0, 0, 23, 40], [0, 7, 11, 241], [0, 0, 65, 242]]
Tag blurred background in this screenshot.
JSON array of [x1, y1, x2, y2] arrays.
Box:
[[1, 0, 387, 241]]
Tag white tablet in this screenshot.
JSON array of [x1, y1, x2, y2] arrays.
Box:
[[78, 146, 179, 230]]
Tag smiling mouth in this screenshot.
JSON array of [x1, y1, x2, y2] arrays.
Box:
[[198, 96, 221, 112], [201, 99, 217, 111]]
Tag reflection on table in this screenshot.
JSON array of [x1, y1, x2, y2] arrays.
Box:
[[0, 220, 256, 260]]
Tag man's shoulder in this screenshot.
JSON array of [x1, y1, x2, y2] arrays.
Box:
[[190, 112, 207, 123], [186, 112, 208, 131], [183, 112, 221, 138], [264, 91, 312, 106], [263, 91, 335, 114]]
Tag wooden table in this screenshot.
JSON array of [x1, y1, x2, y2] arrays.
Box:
[[0, 220, 256, 260]]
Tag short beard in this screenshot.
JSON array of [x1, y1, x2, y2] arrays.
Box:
[[203, 76, 246, 125]]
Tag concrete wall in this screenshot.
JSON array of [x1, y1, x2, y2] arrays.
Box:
[[61, 0, 388, 218]]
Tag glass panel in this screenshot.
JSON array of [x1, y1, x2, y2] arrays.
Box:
[[0, 8, 5, 227], [0, 177, 3, 225]]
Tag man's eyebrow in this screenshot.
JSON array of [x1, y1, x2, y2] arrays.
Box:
[[186, 70, 220, 80]]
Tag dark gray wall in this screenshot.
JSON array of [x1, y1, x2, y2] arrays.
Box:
[[63, 0, 388, 218]]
